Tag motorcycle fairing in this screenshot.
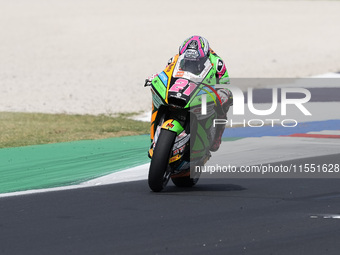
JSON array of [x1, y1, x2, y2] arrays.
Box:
[[151, 54, 219, 112], [148, 53, 221, 167]]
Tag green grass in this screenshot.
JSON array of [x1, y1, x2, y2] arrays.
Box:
[[0, 112, 150, 148]]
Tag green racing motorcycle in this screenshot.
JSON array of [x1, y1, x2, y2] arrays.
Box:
[[146, 54, 223, 192]]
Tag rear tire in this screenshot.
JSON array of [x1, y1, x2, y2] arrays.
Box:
[[148, 129, 176, 192], [171, 176, 199, 187]]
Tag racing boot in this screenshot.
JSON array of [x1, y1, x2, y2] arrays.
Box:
[[210, 89, 233, 152], [210, 118, 225, 152]]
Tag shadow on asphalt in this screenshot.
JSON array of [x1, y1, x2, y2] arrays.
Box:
[[157, 182, 247, 194]]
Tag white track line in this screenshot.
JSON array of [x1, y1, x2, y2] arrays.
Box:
[[0, 164, 149, 198]]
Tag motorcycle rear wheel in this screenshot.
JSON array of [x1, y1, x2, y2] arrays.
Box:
[[171, 176, 199, 187], [148, 129, 176, 192]]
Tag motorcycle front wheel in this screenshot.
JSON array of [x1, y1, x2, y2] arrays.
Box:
[[148, 129, 176, 192]]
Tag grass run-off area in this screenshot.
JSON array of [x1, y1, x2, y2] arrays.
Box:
[[0, 112, 150, 148]]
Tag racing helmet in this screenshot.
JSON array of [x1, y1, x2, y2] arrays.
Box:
[[179, 36, 210, 74]]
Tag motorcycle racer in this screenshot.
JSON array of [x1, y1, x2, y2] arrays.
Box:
[[145, 35, 233, 152]]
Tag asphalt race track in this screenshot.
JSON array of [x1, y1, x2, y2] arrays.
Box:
[[1, 154, 340, 255], [1, 77, 339, 254]]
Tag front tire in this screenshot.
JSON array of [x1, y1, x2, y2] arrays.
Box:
[[148, 129, 176, 192]]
